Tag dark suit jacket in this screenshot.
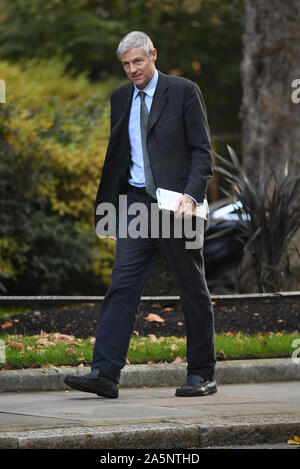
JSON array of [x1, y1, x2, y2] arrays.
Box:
[[94, 71, 213, 232]]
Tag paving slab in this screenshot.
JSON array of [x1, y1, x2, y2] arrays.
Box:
[[0, 382, 299, 449]]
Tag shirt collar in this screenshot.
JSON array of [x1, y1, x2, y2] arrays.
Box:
[[133, 69, 159, 100]]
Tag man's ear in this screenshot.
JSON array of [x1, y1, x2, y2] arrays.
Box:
[[151, 48, 157, 63]]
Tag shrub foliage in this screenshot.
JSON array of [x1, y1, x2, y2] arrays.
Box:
[[0, 59, 120, 294]]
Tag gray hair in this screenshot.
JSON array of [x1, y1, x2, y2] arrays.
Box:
[[116, 31, 154, 57]]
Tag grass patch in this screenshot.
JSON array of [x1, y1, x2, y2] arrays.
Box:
[[0, 305, 31, 319], [215, 331, 300, 360], [0, 331, 299, 370]]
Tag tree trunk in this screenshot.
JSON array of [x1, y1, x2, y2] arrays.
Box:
[[239, 0, 300, 293], [241, 0, 300, 182]]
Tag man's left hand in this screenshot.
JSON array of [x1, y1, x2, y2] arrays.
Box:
[[173, 195, 196, 219]]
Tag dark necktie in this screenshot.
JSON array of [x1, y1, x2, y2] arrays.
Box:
[[138, 91, 156, 199]]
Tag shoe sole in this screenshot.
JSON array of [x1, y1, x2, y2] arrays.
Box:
[[64, 378, 118, 398], [175, 386, 217, 397]]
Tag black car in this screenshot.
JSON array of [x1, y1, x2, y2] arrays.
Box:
[[203, 198, 246, 294]]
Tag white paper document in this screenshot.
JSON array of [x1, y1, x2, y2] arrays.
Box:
[[156, 188, 209, 219]]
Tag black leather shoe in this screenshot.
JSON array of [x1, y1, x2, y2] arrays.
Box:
[[175, 374, 217, 397], [64, 370, 119, 398]]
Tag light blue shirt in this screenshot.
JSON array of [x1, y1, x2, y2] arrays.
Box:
[[128, 69, 159, 187], [127, 68, 197, 204]]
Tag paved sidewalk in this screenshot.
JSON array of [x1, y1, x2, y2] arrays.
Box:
[[0, 381, 300, 449]]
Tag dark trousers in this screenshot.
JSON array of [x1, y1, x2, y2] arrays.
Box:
[[92, 191, 216, 383]]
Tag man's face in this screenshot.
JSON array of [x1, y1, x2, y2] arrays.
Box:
[[119, 47, 157, 90]]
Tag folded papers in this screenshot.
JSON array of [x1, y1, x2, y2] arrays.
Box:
[[156, 188, 209, 219]]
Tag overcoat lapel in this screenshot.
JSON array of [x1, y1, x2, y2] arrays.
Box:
[[147, 72, 169, 135], [111, 84, 134, 139]]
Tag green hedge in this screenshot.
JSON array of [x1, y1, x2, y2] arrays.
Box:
[[0, 59, 121, 294]]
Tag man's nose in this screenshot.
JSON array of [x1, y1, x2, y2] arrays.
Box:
[[129, 62, 138, 74]]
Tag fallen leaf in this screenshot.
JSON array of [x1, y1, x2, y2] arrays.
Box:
[[148, 334, 157, 343], [1, 321, 13, 329], [66, 347, 74, 356], [287, 439, 300, 445], [157, 336, 166, 343], [8, 341, 24, 351], [52, 333, 76, 343], [37, 338, 56, 347], [288, 435, 300, 445], [169, 344, 179, 351], [216, 350, 227, 361], [145, 313, 165, 323], [171, 356, 184, 364], [163, 307, 174, 312]]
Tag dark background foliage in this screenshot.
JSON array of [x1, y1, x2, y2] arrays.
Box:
[[0, 106, 97, 294], [0, 0, 244, 136]]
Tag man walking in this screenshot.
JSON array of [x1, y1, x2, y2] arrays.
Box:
[[65, 31, 216, 398]]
